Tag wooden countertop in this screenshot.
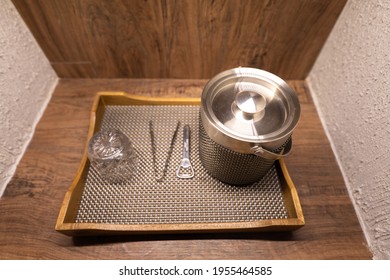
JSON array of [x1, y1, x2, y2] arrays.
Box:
[[0, 79, 372, 259]]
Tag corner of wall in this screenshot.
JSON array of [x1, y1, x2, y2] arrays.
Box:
[[306, 0, 390, 259], [0, 0, 59, 197]]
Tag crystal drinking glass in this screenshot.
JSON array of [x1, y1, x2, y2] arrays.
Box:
[[88, 129, 137, 183]]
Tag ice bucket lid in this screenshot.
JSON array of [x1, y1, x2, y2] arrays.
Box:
[[201, 67, 300, 153]]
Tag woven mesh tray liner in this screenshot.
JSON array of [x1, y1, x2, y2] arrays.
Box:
[[75, 105, 288, 224]]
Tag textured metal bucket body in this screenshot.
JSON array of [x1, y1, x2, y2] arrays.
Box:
[[199, 118, 289, 185]]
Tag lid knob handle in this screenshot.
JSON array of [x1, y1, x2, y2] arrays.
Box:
[[235, 91, 266, 118]]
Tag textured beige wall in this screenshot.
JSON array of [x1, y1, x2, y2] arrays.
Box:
[[0, 0, 58, 196], [307, 0, 390, 259]]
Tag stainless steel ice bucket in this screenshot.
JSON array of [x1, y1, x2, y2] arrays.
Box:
[[199, 67, 300, 185]]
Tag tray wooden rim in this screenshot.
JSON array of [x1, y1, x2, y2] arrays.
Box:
[[55, 92, 304, 236]]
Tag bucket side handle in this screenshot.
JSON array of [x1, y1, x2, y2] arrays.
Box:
[[250, 138, 292, 160]]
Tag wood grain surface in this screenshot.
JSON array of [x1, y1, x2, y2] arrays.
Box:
[[0, 79, 372, 259], [11, 0, 346, 79]]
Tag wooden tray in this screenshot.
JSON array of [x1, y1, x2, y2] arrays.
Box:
[[56, 92, 304, 236]]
